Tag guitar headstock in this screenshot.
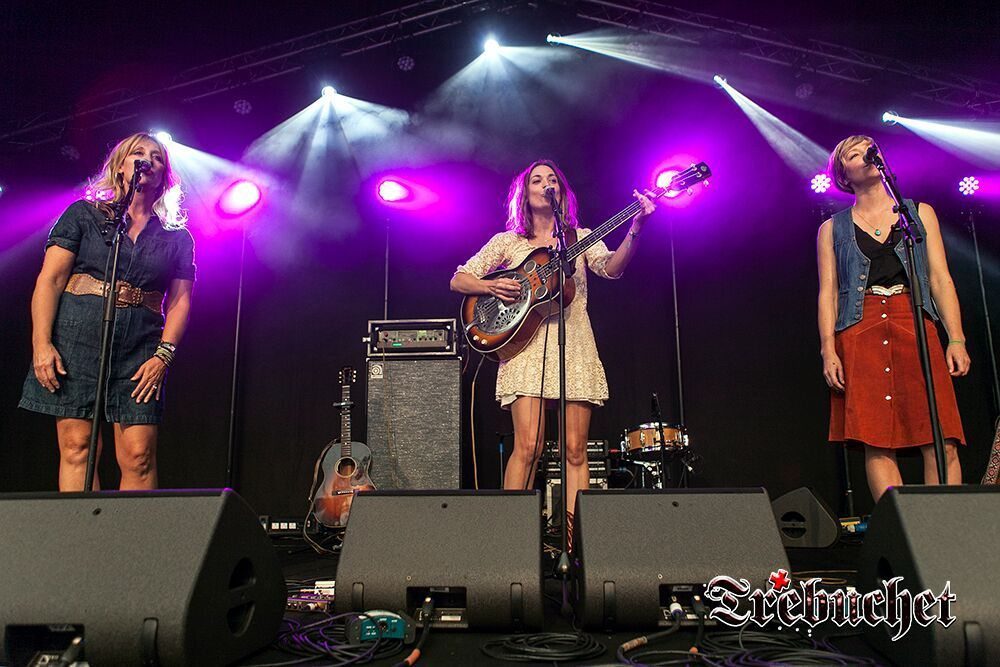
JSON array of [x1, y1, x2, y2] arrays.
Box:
[[338, 366, 357, 386], [652, 162, 712, 199]]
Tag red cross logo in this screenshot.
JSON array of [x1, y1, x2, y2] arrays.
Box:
[[769, 568, 791, 592]]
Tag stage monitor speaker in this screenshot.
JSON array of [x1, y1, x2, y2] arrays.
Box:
[[574, 488, 790, 630], [333, 491, 543, 630], [859, 486, 1000, 667], [0, 490, 286, 667], [770, 486, 841, 548], [366, 357, 461, 489]]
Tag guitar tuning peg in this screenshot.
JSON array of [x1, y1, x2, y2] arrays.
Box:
[[686, 187, 694, 196], [703, 179, 710, 187]]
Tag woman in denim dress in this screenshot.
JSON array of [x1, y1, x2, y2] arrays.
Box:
[[19, 132, 195, 491]]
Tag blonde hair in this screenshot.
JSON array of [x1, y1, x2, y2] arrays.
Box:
[[90, 132, 186, 229], [827, 135, 873, 194]]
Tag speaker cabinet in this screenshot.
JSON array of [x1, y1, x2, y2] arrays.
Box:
[[771, 486, 841, 548], [0, 490, 286, 667], [574, 488, 789, 630], [366, 357, 461, 489], [859, 486, 1000, 667], [334, 491, 543, 630]]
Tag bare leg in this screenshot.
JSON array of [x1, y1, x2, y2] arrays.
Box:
[[505, 397, 546, 491], [56, 418, 103, 491], [564, 401, 593, 518], [920, 440, 962, 485], [864, 446, 903, 504], [114, 423, 158, 490]]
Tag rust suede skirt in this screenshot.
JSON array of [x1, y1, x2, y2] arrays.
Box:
[[829, 293, 965, 449]]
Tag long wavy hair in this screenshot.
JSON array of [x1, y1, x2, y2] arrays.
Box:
[[90, 132, 186, 229], [504, 159, 579, 237]]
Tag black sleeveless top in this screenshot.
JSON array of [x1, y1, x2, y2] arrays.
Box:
[[854, 224, 909, 288]]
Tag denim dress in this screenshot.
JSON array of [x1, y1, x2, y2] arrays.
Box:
[[19, 200, 196, 424]]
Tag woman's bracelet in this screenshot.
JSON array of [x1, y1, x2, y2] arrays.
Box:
[[155, 341, 176, 366], [948, 339, 966, 346]]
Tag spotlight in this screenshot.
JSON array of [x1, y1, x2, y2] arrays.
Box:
[[795, 82, 814, 100], [321, 85, 337, 99], [233, 99, 253, 115], [1, 183, 6, 198], [713, 74, 727, 87], [153, 131, 173, 145], [811, 173, 832, 194], [882, 111, 899, 126], [655, 169, 682, 198], [396, 55, 415, 71], [959, 176, 980, 196], [546, 33, 561, 44], [378, 179, 410, 203], [218, 180, 262, 216], [484, 37, 500, 54]]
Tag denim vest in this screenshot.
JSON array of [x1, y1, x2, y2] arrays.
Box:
[[832, 199, 939, 331]]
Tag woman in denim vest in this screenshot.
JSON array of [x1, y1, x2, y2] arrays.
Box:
[[19, 133, 195, 491], [817, 135, 969, 503]]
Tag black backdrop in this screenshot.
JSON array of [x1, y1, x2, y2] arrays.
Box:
[[1, 38, 998, 522]]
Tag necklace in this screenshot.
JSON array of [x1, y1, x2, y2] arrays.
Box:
[[852, 207, 890, 237]]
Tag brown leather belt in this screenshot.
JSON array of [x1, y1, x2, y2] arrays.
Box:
[[65, 273, 163, 315]]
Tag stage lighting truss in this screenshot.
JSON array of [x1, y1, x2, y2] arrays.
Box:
[[0, 0, 517, 150], [573, 0, 1000, 115]]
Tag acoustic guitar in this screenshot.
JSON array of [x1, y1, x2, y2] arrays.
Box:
[[311, 366, 375, 528], [460, 162, 711, 361]]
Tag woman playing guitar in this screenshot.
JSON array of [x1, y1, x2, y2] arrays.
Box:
[[450, 159, 656, 545]]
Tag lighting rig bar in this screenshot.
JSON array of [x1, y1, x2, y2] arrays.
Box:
[[0, 0, 505, 150], [575, 0, 1000, 115]]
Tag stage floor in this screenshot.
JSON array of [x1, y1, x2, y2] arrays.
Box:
[[235, 536, 889, 666]]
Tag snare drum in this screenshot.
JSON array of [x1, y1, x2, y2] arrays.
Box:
[[623, 423, 688, 459]]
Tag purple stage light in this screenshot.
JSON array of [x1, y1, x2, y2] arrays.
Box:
[[811, 173, 832, 194], [655, 169, 683, 198], [218, 180, 262, 216], [959, 176, 979, 196], [378, 179, 410, 203]]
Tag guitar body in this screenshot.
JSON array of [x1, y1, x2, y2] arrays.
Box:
[[461, 245, 577, 362], [313, 440, 375, 528]]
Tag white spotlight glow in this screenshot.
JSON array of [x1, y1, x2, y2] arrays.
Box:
[[321, 85, 337, 99], [959, 176, 980, 196], [546, 33, 561, 44], [484, 37, 500, 54], [882, 111, 899, 126], [153, 131, 172, 145], [713, 74, 727, 86]]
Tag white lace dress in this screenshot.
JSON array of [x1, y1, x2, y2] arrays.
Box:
[[456, 228, 620, 408]]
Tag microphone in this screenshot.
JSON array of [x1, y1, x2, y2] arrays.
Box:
[[863, 144, 880, 166], [543, 185, 557, 204], [651, 392, 661, 419], [134, 159, 153, 173]]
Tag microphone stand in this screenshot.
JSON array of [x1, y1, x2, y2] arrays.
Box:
[[548, 190, 575, 612], [84, 165, 142, 492], [868, 149, 948, 485], [651, 392, 671, 489]]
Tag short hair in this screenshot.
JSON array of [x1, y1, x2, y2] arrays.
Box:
[[827, 135, 873, 194]]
